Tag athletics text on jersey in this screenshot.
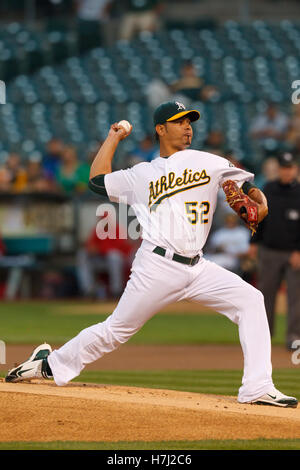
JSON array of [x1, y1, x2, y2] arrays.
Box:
[[148, 168, 210, 210]]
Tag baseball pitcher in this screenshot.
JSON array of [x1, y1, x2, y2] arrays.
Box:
[[6, 101, 298, 408]]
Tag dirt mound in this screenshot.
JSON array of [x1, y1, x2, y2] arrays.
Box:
[[0, 380, 299, 442]]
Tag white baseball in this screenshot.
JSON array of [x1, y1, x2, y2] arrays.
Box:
[[118, 120, 132, 133]]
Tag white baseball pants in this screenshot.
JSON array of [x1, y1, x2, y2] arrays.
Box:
[[48, 240, 274, 402]]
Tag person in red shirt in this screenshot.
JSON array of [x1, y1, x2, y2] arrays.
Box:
[[77, 218, 137, 299]]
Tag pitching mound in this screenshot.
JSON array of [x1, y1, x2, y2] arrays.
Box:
[[0, 380, 300, 442]]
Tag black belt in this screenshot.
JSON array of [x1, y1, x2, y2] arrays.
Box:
[[153, 246, 200, 266]]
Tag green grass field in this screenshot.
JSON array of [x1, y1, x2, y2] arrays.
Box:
[[0, 439, 299, 450], [0, 301, 287, 345], [76, 369, 299, 398]]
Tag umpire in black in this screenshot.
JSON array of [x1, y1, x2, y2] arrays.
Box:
[[249, 151, 300, 350]]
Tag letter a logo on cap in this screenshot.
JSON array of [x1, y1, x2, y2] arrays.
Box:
[[175, 101, 185, 111]]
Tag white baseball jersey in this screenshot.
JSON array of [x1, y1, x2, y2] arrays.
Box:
[[49, 148, 275, 404], [105, 150, 254, 257]]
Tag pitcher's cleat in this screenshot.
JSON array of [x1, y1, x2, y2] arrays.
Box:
[[250, 388, 298, 408], [5, 343, 52, 383]]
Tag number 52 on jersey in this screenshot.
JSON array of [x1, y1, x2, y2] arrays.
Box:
[[185, 201, 210, 225]]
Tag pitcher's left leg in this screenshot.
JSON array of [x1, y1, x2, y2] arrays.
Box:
[[48, 245, 185, 386], [184, 258, 274, 403]]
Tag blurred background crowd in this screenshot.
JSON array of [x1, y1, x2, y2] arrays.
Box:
[[0, 0, 299, 314]]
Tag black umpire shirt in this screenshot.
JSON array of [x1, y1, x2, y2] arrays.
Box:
[[251, 179, 300, 251]]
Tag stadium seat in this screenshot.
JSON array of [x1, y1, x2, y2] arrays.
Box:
[[1, 21, 300, 169]]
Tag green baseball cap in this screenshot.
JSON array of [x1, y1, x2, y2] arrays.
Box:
[[153, 101, 200, 126]]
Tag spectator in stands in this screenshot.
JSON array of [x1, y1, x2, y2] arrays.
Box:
[[0, 165, 11, 192], [250, 102, 289, 159], [203, 129, 225, 157], [55, 145, 90, 194], [42, 138, 64, 182], [248, 152, 300, 350], [126, 134, 158, 166], [0, 153, 27, 193], [170, 61, 219, 106], [286, 103, 300, 147], [254, 156, 280, 189], [119, 0, 164, 40], [77, 217, 135, 299], [205, 213, 250, 274], [0, 236, 36, 300], [25, 154, 53, 193], [38, 0, 70, 19], [291, 137, 300, 178], [146, 76, 172, 111], [76, 0, 113, 49]]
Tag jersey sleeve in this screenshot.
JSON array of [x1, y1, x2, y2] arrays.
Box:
[[104, 168, 136, 205], [218, 160, 254, 188]]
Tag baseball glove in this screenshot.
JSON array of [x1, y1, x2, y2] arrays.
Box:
[[222, 180, 259, 235]]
